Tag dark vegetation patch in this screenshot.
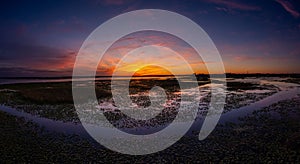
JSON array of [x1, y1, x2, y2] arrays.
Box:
[[226, 82, 261, 91], [281, 78, 300, 84], [0, 82, 112, 105]]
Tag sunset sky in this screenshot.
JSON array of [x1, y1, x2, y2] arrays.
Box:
[[0, 0, 300, 77]]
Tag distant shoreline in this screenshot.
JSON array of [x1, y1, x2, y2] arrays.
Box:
[[0, 73, 300, 80]]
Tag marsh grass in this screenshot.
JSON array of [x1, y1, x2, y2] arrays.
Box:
[[226, 81, 262, 91], [0, 78, 299, 162], [0, 79, 279, 124], [1, 96, 299, 162]]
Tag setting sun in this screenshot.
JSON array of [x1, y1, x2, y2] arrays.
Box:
[[132, 65, 173, 76]]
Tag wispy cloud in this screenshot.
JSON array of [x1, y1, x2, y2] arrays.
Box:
[[204, 0, 261, 11], [0, 43, 75, 76], [276, 0, 300, 18]]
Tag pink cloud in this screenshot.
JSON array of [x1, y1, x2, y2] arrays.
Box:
[[205, 0, 261, 11], [204, 0, 261, 11], [276, 0, 300, 18]]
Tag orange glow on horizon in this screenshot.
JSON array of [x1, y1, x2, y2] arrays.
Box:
[[132, 65, 173, 76]]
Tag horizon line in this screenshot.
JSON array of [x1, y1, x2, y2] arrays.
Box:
[[1, 73, 300, 79]]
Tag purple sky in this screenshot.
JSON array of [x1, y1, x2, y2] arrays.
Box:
[[0, 0, 300, 76]]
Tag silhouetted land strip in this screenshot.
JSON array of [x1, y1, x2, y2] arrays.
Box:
[[1, 73, 299, 79]]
